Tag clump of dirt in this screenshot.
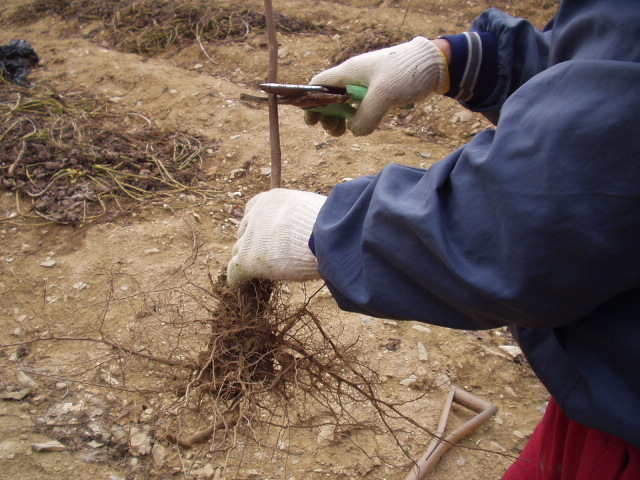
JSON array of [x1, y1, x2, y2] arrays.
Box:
[[0, 82, 219, 224], [6, 0, 332, 56]]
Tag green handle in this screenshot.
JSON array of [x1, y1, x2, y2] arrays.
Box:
[[306, 85, 368, 119]]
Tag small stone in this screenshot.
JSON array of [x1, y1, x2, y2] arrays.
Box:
[[87, 440, 104, 448], [111, 425, 128, 445], [400, 374, 418, 387], [191, 464, 215, 479], [129, 429, 152, 456], [317, 424, 336, 446], [39, 259, 56, 267], [513, 430, 526, 439], [229, 168, 246, 179], [0, 388, 31, 400], [152, 444, 166, 467], [451, 110, 474, 123], [12, 327, 25, 337], [32, 440, 66, 452], [17, 370, 38, 388], [361, 316, 374, 326], [504, 385, 519, 398], [490, 441, 507, 452], [412, 325, 432, 334], [499, 345, 523, 358], [456, 457, 466, 467], [260, 167, 271, 176], [144, 248, 160, 254], [72, 282, 88, 291], [417, 342, 429, 362]]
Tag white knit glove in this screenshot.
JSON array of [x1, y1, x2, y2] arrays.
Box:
[[226, 189, 327, 290], [307, 36, 448, 136]]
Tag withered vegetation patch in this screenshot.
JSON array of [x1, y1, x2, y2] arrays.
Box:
[[6, 0, 330, 56], [0, 82, 219, 224]]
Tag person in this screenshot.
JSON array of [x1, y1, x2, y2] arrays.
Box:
[[227, 0, 640, 478]]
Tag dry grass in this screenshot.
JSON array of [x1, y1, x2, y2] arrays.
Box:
[[5, 0, 331, 56], [0, 82, 219, 224]]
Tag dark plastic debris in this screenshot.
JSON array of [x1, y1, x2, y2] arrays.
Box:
[[0, 39, 40, 86]]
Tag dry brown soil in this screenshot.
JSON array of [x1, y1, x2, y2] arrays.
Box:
[[0, 1, 559, 479]]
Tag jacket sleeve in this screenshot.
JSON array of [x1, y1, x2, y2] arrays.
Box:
[[312, 58, 640, 331], [442, 8, 553, 123]]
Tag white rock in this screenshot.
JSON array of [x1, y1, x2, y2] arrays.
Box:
[[317, 424, 336, 446], [12, 327, 25, 337], [400, 374, 418, 387], [412, 325, 432, 334], [32, 440, 66, 452], [39, 259, 56, 267], [17, 370, 38, 388], [417, 342, 429, 362], [451, 110, 474, 123], [129, 429, 152, 456], [191, 464, 216, 479], [499, 345, 523, 358], [152, 444, 166, 467]]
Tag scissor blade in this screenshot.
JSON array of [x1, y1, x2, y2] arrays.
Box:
[[259, 83, 346, 96]]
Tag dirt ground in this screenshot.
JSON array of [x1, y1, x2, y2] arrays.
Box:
[[0, 1, 559, 479]]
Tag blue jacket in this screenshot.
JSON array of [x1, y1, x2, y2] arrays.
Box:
[[312, 0, 640, 447]]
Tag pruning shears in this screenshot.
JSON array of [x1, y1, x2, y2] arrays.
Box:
[[246, 83, 368, 119]]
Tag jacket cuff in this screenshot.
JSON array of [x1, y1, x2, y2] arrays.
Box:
[[308, 233, 317, 257], [440, 31, 498, 104]]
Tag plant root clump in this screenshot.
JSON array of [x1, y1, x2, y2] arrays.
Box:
[[163, 277, 377, 449]]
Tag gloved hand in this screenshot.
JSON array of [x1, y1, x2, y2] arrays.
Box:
[[306, 36, 449, 136], [227, 189, 327, 290]]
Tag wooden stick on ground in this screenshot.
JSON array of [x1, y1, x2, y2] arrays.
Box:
[[404, 387, 499, 480]]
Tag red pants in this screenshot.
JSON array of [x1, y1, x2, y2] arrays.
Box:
[[502, 398, 640, 480]]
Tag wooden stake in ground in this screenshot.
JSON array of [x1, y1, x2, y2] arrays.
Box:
[[263, 0, 281, 190]]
